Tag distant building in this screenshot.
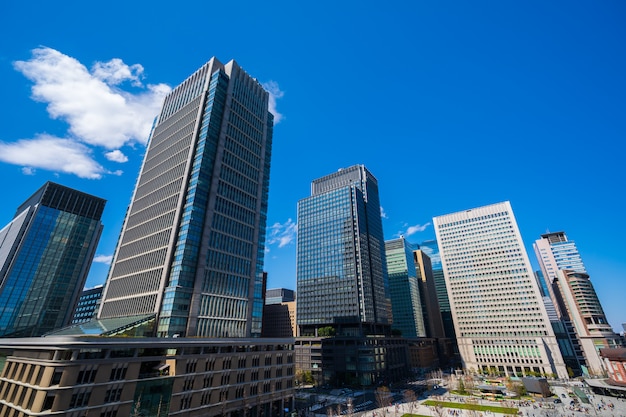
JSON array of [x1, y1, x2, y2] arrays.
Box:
[[385, 237, 425, 337], [0, 182, 105, 337], [265, 288, 295, 305], [263, 302, 297, 338], [71, 286, 104, 324], [413, 250, 446, 339], [262, 288, 297, 337], [296, 165, 390, 337], [434, 201, 567, 378], [534, 232, 621, 376], [0, 336, 294, 416], [419, 240, 456, 341]]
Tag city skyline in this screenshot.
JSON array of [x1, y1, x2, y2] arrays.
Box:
[[0, 2, 624, 332]]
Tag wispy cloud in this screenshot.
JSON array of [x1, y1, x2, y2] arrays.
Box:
[[262, 81, 284, 124], [93, 254, 113, 264], [267, 218, 297, 248], [395, 222, 432, 238], [380, 206, 388, 219], [0, 47, 171, 179]]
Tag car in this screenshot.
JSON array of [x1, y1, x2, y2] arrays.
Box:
[[554, 399, 562, 404], [561, 393, 567, 398]]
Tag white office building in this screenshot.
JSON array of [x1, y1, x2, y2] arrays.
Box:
[[433, 201, 568, 378]]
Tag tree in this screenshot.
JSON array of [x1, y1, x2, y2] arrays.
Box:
[[458, 378, 466, 395], [375, 386, 392, 416], [513, 383, 527, 397], [318, 326, 336, 337], [403, 389, 417, 414]]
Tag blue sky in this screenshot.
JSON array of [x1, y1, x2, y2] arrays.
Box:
[[0, 1, 624, 332]]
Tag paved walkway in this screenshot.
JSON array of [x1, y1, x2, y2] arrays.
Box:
[[351, 392, 626, 417]]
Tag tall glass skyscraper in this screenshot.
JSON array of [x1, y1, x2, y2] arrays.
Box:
[[296, 165, 390, 336], [0, 182, 105, 337], [98, 58, 273, 338], [434, 201, 568, 378], [385, 237, 425, 337]]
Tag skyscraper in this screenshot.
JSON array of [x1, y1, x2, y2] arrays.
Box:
[[534, 231, 586, 280], [434, 201, 568, 378], [296, 165, 390, 336], [534, 232, 620, 376], [413, 249, 446, 339], [0, 182, 105, 337], [385, 237, 425, 337], [419, 239, 457, 340], [98, 57, 274, 338]]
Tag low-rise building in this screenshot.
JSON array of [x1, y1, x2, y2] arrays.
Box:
[[0, 336, 295, 416]]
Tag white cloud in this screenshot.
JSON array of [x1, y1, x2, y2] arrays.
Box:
[[267, 218, 297, 248], [380, 206, 388, 219], [13, 47, 170, 149], [92, 58, 144, 86], [105, 149, 128, 163], [21, 167, 36, 175], [0, 134, 106, 179], [396, 222, 432, 238], [262, 80, 284, 124], [93, 254, 113, 264]]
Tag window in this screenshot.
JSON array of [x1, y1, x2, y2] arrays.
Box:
[[104, 387, 123, 403], [110, 367, 127, 381], [76, 368, 97, 385], [69, 390, 91, 408]]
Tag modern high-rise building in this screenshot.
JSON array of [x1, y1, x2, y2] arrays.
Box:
[[419, 239, 456, 341], [385, 237, 425, 337], [296, 165, 390, 336], [433, 201, 568, 378], [0, 182, 105, 337], [413, 249, 446, 339], [98, 57, 274, 338], [551, 270, 621, 375], [534, 232, 621, 376]]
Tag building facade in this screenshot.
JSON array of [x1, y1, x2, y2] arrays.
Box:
[[98, 58, 274, 338], [0, 182, 105, 337], [265, 288, 295, 305], [0, 337, 294, 416], [296, 165, 390, 337], [534, 232, 620, 376], [413, 250, 446, 339], [433, 201, 568, 378], [385, 238, 425, 338], [71, 286, 103, 324], [262, 302, 297, 338], [551, 270, 621, 376], [419, 240, 456, 341]]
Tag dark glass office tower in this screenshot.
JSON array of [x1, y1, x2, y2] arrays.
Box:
[[98, 58, 273, 338], [0, 182, 105, 337], [296, 165, 390, 336], [419, 239, 457, 340]]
